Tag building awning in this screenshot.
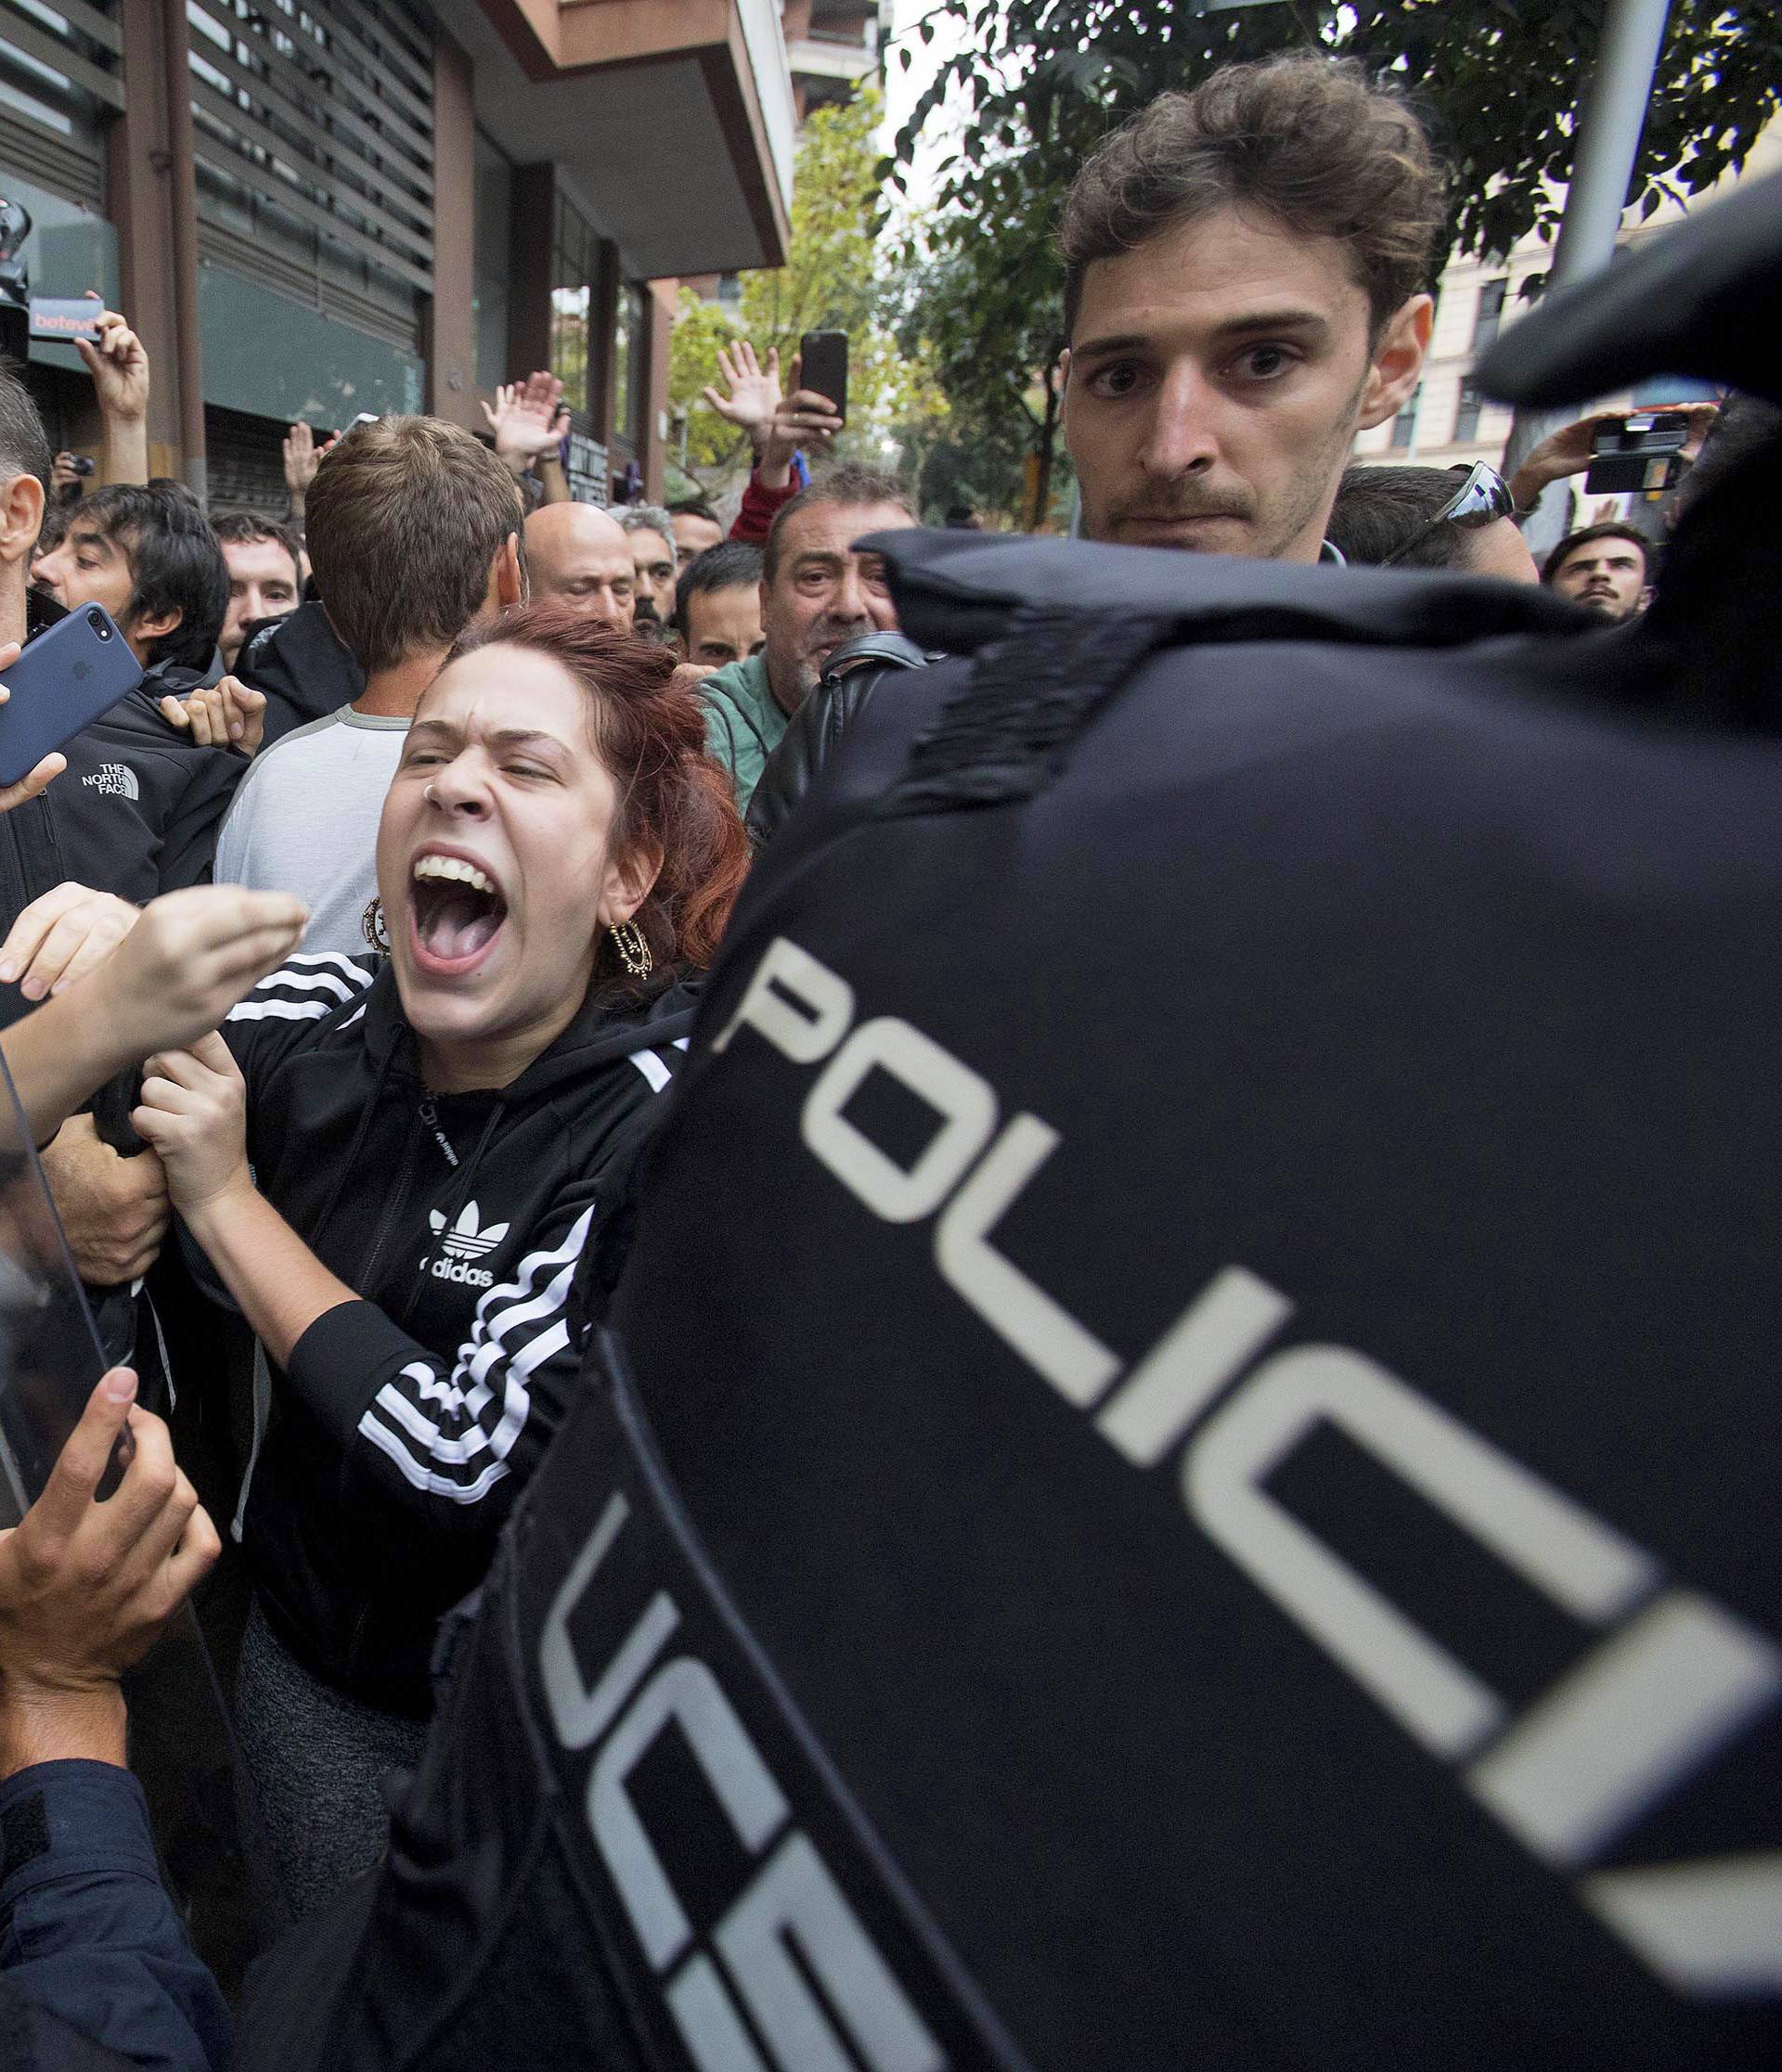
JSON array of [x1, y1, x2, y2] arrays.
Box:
[[442, 0, 794, 278]]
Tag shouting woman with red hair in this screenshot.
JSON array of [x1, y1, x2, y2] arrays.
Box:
[[113, 602, 749, 1912]]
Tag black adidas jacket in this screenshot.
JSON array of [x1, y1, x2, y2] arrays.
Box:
[[216, 953, 694, 1716]]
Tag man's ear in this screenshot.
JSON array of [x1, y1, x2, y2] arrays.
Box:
[[1357, 292, 1434, 432], [127, 601, 183, 645], [0, 470, 45, 569], [496, 531, 524, 609]]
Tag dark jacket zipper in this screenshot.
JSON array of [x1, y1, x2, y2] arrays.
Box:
[[356, 1100, 427, 1295]]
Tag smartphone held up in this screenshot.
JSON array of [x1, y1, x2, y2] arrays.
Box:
[[0, 606, 140, 788], [799, 329, 848, 427]]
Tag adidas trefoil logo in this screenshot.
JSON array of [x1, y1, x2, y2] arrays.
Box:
[[422, 1202, 510, 1288]]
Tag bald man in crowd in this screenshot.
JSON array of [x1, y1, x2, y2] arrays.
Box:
[[522, 502, 638, 633]]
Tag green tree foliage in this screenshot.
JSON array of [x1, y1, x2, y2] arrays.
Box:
[[741, 89, 885, 351], [885, 0, 1782, 519]]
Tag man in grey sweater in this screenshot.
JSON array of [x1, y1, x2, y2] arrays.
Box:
[[214, 418, 524, 958]]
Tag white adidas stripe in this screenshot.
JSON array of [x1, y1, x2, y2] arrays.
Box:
[[283, 952, 374, 983], [355, 1204, 597, 1493], [628, 1047, 671, 1091], [227, 997, 336, 1023], [256, 966, 363, 999], [358, 1413, 510, 1504]]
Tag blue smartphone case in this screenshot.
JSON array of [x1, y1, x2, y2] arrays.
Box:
[[0, 604, 143, 786]]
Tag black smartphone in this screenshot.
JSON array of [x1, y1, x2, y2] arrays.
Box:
[[799, 329, 848, 426], [1584, 411, 1690, 495], [0, 604, 141, 786]]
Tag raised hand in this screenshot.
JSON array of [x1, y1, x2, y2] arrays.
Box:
[[1509, 402, 1721, 508], [481, 372, 570, 475], [74, 298, 148, 426], [0, 880, 139, 1001], [756, 354, 844, 487], [45, 884, 306, 1067], [283, 421, 335, 513], [703, 341, 783, 449]]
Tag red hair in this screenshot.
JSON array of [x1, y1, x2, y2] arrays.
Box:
[[448, 602, 750, 984]]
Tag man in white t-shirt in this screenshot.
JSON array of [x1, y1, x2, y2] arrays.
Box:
[[214, 418, 524, 958]]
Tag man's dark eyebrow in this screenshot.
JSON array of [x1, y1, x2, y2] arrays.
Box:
[[1074, 309, 1331, 360], [792, 549, 846, 570]]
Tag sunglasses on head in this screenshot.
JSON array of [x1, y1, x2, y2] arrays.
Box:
[[1382, 461, 1517, 567]]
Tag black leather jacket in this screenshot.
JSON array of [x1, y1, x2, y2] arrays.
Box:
[[744, 631, 932, 844]]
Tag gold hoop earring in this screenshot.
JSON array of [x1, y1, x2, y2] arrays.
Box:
[[362, 896, 390, 954], [609, 918, 652, 978]]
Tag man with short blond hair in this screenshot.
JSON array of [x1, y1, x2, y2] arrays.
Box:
[[215, 418, 524, 958]]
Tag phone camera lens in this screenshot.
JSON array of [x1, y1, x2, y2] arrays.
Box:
[[91, 613, 110, 638]]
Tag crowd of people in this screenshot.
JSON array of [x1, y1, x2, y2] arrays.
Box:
[[0, 47, 1767, 2072]]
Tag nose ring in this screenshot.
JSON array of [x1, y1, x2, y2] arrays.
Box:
[[424, 783, 438, 804]]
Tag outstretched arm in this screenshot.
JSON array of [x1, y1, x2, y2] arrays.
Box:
[[0, 885, 306, 1153]]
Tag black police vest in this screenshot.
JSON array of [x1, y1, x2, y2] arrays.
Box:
[[239, 531, 1781, 2072]]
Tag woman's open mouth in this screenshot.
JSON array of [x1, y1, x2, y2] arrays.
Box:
[[407, 851, 510, 976]]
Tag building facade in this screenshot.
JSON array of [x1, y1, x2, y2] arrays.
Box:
[[0, 0, 794, 508], [783, 0, 885, 118], [1353, 123, 1782, 527]]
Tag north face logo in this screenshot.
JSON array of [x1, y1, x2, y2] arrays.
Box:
[[422, 1202, 511, 1288], [83, 763, 139, 801]]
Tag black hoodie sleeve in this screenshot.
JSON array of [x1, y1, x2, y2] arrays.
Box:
[[154, 745, 245, 891], [283, 1175, 607, 1526]]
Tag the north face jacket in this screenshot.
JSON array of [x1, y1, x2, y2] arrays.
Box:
[[216, 953, 695, 1717], [0, 602, 244, 1039]]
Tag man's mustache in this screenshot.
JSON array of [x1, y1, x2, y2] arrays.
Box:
[[1112, 487, 1256, 524]]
